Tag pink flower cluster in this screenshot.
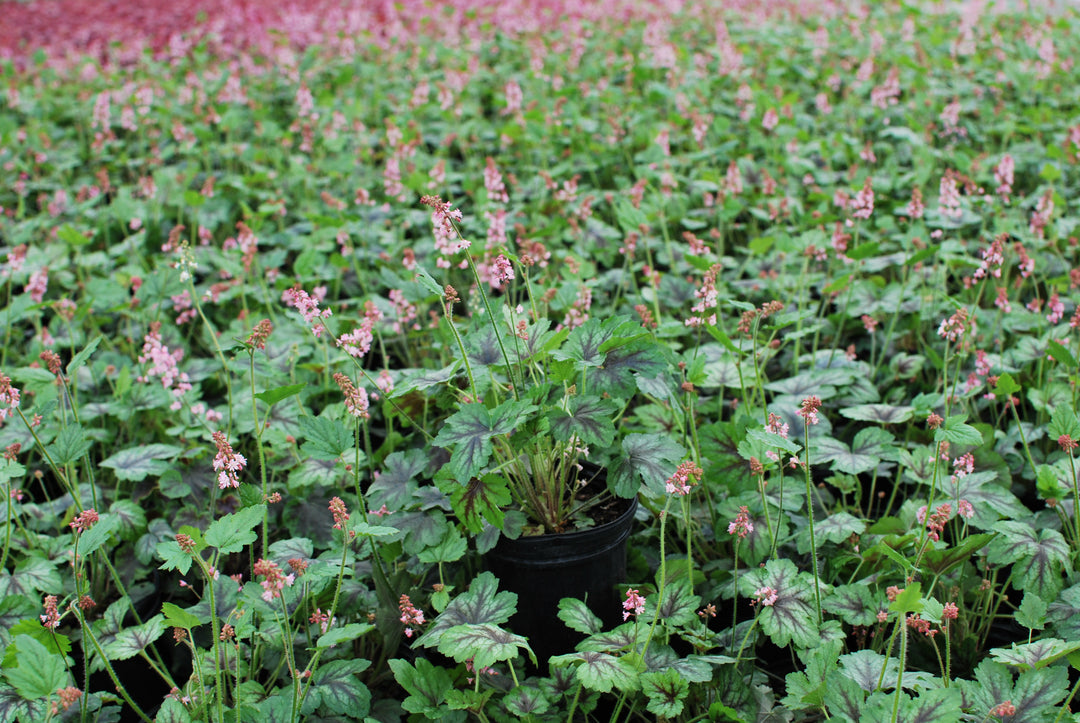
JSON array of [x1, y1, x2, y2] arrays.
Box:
[[212, 431, 246, 489], [399, 594, 425, 637], [337, 301, 382, 359], [136, 323, 192, 410], [283, 286, 331, 337], [752, 586, 778, 607], [0, 372, 20, 423], [727, 506, 754, 539], [253, 558, 295, 603], [70, 508, 99, 532], [333, 373, 370, 419], [665, 460, 704, 496], [622, 588, 646, 620]]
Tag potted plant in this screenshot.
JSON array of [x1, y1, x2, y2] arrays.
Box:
[[403, 196, 680, 657]]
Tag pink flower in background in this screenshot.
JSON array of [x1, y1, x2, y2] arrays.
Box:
[[0, 373, 20, 422], [25, 267, 48, 303]]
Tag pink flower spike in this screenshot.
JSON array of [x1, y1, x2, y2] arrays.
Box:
[[622, 588, 646, 620]]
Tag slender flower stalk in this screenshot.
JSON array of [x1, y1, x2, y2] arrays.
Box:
[[799, 396, 823, 624]]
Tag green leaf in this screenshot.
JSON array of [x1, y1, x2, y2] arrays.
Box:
[[798, 511, 865, 552], [103, 615, 166, 661], [893, 687, 962, 723], [824, 584, 879, 626], [316, 623, 374, 648], [1048, 404, 1080, 441], [433, 400, 535, 480], [1047, 583, 1080, 640], [645, 582, 700, 627], [889, 583, 924, 615], [921, 533, 995, 576], [503, 685, 550, 717], [839, 404, 914, 425], [301, 659, 371, 716], [162, 602, 201, 630], [204, 504, 266, 554], [417, 526, 468, 564], [1047, 340, 1078, 368], [7, 635, 67, 700], [350, 521, 401, 538], [0, 556, 62, 597], [838, 650, 899, 692], [77, 513, 121, 556], [935, 414, 982, 448], [56, 224, 91, 246], [547, 396, 618, 448], [412, 266, 444, 298], [995, 373, 1020, 397], [389, 657, 456, 719], [299, 415, 353, 461], [45, 423, 92, 466], [738, 559, 820, 648], [815, 427, 893, 475], [1016, 593, 1048, 632], [641, 668, 690, 717], [558, 597, 603, 635], [66, 336, 102, 377], [990, 639, 1080, 671], [549, 651, 640, 693], [156, 539, 193, 575], [951, 471, 1027, 530], [988, 522, 1071, 600], [963, 660, 1069, 722], [437, 623, 533, 670], [442, 471, 510, 533], [415, 572, 517, 650], [155, 697, 193, 723], [253, 383, 305, 406], [610, 433, 686, 497], [100, 444, 182, 481]]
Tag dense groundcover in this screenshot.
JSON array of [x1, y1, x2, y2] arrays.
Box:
[[3, 0, 1080, 720]]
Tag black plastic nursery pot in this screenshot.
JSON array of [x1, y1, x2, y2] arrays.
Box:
[[484, 483, 637, 670]]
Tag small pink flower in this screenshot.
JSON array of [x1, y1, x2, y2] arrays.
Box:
[[212, 431, 246, 489], [727, 506, 754, 539], [253, 558, 294, 603], [41, 595, 60, 629], [69, 509, 99, 532], [752, 586, 778, 607], [798, 396, 822, 425], [622, 588, 646, 620], [0, 372, 20, 422], [943, 602, 959, 620], [665, 460, 703, 496], [399, 594, 425, 637]]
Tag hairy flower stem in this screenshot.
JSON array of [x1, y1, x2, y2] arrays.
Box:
[[194, 556, 227, 722], [802, 425, 822, 625], [442, 307, 480, 404], [462, 254, 521, 400], [250, 352, 271, 553], [16, 407, 83, 512], [891, 623, 908, 723], [187, 276, 234, 434], [731, 539, 740, 649], [642, 498, 673, 662], [1066, 449, 1080, 551], [75, 609, 154, 723]]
